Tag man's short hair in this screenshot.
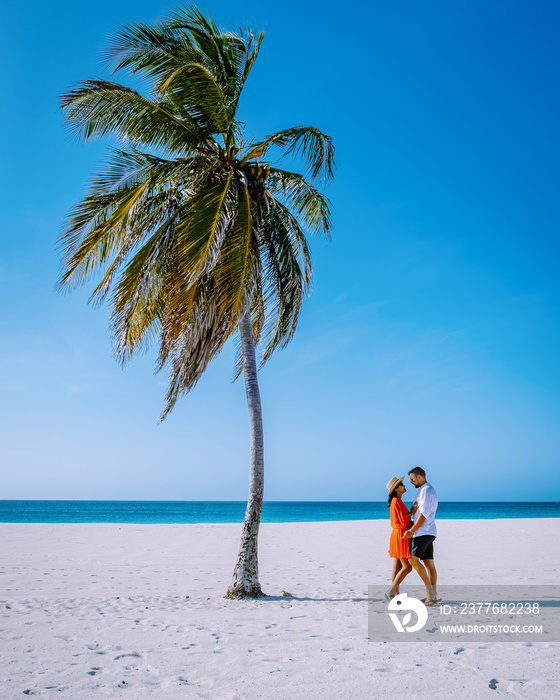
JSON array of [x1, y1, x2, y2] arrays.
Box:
[[408, 466, 426, 478]]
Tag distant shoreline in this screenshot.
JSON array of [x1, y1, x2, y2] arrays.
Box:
[[1, 500, 559, 523]]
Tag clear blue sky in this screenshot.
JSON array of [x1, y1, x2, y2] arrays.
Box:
[[2, 1, 559, 501]]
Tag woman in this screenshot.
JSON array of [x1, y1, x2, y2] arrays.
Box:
[[385, 476, 417, 600]]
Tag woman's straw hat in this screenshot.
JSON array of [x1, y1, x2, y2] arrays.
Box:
[[386, 476, 405, 493]]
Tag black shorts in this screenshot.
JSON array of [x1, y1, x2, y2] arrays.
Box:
[[410, 535, 435, 560]]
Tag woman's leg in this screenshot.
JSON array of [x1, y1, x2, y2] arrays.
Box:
[[388, 558, 412, 596], [392, 557, 403, 583]]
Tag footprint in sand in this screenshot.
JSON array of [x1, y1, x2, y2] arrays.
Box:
[[114, 652, 142, 660]]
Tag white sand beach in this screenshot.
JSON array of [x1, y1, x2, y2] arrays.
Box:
[[1, 519, 559, 699]]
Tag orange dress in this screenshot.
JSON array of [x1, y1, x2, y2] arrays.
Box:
[[388, 498, 413, 559]]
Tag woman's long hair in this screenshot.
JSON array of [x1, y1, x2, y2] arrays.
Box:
[[387, 489, 398, 506]]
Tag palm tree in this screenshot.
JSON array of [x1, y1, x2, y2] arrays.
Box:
[[59, 4, 334, 598]]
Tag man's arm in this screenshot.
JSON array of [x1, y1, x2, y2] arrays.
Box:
[[402, 513, 425, 539]]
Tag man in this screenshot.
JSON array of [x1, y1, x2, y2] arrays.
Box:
[[402, 466, 440, 605]]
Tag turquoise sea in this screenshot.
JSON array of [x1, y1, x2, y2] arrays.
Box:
[[0, 501, 558, 523]]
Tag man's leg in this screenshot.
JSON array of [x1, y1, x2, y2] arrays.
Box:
[[409, 555, 435, 600], [424, 559, 437, 598]]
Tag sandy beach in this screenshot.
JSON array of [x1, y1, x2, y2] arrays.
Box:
[[1, 519, 559, 698]]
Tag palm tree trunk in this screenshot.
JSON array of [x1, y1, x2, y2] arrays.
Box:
[[225, 312, 265, 598]]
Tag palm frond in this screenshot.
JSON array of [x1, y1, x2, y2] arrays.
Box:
[[165, 6, 264, 111], [87, 189, 184, 305], [164, 176, 233, 318], [266, 167, 332, 236], [157, 275, 235, 419], [60, 80, 210, 152], [105, 18, 197, 80], [263, 193, 313, 280], [58, 156, 180, 291], [166, 5, 238, 89], [159, 62, 229, 134], [224, 28, 265, 118], [59, 184, 151, 291], [254, 191, 317, 366], [241, 126, 335, 182], [89, 148, 169, 191], [58, 145, 225, 298], [214, 180, 254, 318], [111, 219, 178, 362], [235, 29, 265, 95]]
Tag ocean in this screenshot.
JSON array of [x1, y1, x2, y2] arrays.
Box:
[[0, 500, 558, 523]]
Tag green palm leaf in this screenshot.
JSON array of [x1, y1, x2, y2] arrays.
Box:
[[266, 168, 332, 236], [157, 276, 234, 418], [159, 62, 229, 134], [242, 126, 335, 182], [214, 180, 254, 317], [60, 80, 210, 152]]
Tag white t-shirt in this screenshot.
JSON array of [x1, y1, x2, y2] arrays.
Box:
[[413, 482, 438, 537]]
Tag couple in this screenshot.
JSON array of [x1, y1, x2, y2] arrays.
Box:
[[386, 466, 440, 606]]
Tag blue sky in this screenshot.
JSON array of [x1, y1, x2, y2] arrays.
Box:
[[2, 0, 559, 501]]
